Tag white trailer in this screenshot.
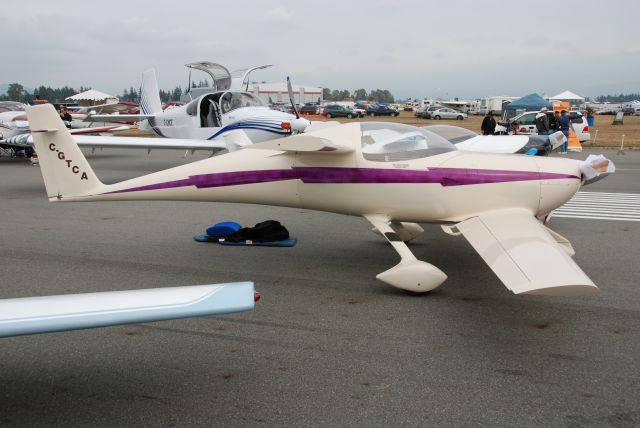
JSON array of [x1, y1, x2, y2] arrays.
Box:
[[478, 96, 519, 115]]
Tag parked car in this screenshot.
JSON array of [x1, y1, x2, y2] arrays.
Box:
[[428, 108, 467, 120], [414, 105, 442, 119], [322, 104, 358, 119], [366, 104, 399, 117], [596, 108, 619, 115], [345, 105, 365, 118], [299, 104, 320, 115], [496, 111, 590, 142]]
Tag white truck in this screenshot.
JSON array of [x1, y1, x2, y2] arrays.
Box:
[[478, 96, 519, 115]]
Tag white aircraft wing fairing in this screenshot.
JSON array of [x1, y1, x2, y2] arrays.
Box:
[[0, 282, 256, 338]]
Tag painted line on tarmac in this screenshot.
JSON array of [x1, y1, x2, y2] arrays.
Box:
[[553, 191, 640, 222]]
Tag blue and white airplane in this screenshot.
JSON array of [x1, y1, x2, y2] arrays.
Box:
[[88, 62, 311, 144]]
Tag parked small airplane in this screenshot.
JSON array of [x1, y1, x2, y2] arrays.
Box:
[[88, 63, 311, 141], [424, 125, 566, 155], [1, 109, 129, 157], [28, 104, 615, 297]]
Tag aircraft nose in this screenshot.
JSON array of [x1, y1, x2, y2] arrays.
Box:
[[536, 159, 582, 215]]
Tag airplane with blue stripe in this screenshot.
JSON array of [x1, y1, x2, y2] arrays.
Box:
[[87, 64, 311, 150]]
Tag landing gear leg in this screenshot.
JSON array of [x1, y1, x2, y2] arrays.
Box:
[[371, 220, 424, 242], [364, 214, 447, 293]]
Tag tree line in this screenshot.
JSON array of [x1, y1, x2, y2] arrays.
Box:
[[0, 83, 89, 104], [594, 93, 640, 103], [322, 88, 395, 103], [0, 79, 213, 104], [5, 81, 635, 105]]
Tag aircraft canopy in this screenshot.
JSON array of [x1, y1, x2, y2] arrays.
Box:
[[185, 62, 232, 91]]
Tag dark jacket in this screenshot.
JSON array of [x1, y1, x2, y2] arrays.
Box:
[[535, 113, 550, 134], [549, 114, 558, 130], [558, 115, 571, 133], [481, 116, 496, 135]]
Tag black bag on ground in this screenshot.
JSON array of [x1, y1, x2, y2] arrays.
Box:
[[223, 220, 289, 242]]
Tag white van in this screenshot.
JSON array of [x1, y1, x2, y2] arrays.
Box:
[[495, 111, 590, 142]]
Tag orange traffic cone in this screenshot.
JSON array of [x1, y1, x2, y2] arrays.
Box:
[[567, 129, 582, 152]]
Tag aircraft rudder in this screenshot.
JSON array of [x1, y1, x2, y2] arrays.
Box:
[[140, 68, 163, 115], [26, 104, 105, 200]]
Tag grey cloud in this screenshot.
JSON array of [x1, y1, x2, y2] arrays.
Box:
[[3, 0, 639, 98]]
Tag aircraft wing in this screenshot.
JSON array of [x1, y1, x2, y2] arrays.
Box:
[[455, 135, 530, 154], [3, 134, 227, 152], [69, 125, 130, 135], [447, 209, 598, 295], [86, 114, 153, 123], [72, 102, 138, 115], [0, 282, 256, 338]]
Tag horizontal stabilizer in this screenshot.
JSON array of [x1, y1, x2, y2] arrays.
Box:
[[455, 209, 598, 296], [0, 282, 255, 338]]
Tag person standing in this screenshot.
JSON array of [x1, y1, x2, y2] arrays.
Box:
[[557, 110, 571, 153], [549, 110, 559, 131], [535, 107, 550, 134], [481, 112, 496, 135], [58, 105, 72, 122]]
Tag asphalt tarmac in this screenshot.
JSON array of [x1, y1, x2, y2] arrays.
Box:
[[1, 148, 639, 427]]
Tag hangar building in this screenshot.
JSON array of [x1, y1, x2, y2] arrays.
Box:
[[247, 82, 323, 105]]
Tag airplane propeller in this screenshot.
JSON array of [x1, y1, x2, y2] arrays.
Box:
[[286, 76, 311, 133]]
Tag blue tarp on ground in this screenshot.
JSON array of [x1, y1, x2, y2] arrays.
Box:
[[505, 93, 552, 111]]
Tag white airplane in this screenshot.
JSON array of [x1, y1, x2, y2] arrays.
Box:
[[28, 104, 615, 297], [88, 63, 311, 142], [1, 102, 130, 157]]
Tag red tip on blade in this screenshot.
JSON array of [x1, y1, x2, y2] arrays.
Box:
[[254, 291, 261, 302]]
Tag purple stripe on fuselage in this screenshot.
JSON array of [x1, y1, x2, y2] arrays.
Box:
[[106, 167, 578, 194]]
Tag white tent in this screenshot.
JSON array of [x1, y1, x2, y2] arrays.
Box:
[[550, 90, 585, 101], [66, 89, 118, 106]]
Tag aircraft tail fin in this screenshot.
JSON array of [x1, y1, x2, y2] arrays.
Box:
[[26, 104, 107, 200], [140, 68, 163, 115]]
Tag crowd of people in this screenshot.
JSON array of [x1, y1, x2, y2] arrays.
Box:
[[481, 107, 572, 153]]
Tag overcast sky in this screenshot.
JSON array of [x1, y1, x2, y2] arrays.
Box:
[[2, 0, 639, 99]]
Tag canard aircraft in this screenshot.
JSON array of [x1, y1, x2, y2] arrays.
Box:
[[28, 104, 614, 296]]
